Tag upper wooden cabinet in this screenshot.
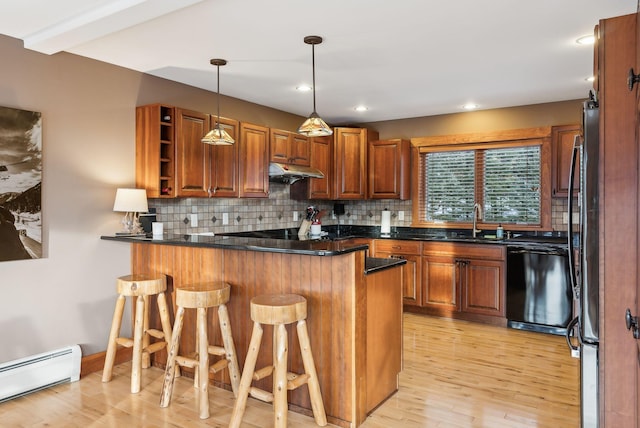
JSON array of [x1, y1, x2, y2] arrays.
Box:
[[239, 122, 269, 198], [307, 135, 333, 199], [334, 127, 379, 200], [174, 109, 239, 198], [270, 129, 310, 166], [551, 124, 581, 198], [367, 139, 411, 200], [135, 104, 176, 198]]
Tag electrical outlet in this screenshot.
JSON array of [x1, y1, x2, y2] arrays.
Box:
[[562, 212, 569, 224], [222, 212, 229, 225], [398, 211, 404, 221], [293, 211, 299, 222], [571, 349, 580, 359], [190, 213, 198, 227]]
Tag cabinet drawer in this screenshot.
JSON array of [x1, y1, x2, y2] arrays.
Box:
[[374, 239, 421, 255], [422, 241, 505, 261]]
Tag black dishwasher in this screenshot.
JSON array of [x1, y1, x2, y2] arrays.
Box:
[[506, 243, 573, 335]]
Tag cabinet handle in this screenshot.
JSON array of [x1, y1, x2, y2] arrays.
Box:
[[629, 68, 640, 91]]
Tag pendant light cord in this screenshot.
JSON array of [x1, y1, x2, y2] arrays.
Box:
[[311, 43, 317, 114], [216, 64, 222, 131]]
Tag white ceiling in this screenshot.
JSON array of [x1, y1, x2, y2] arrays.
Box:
[[0, 0, 636, 124]]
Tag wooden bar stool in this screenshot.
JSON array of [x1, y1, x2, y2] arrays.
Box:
[[102, 274, 173, 394], [229, 294, 327, 428], [160, 281, 241, 419]]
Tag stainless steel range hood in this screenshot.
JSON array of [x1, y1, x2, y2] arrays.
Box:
[[268, 162, 324, 184]]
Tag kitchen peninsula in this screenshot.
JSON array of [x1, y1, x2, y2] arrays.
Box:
[[102, 234, 405, 428]]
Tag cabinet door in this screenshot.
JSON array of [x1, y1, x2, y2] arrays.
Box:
[[551, 124, 580, 198], [368, 139, 411, 200], [422, 254, 459, 312], [290, 134, 310, 166], [308, 135, 333, 199], [210, 117, 239, 197], [334, 127, 368, 199], [461, 259, 505, 317], [175, 108, 210, 197], [239, 122, 269, 198], [376, 251, 422, 306], [269, 129, 290, 164]]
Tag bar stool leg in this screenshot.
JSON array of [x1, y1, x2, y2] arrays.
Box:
[[142, 294, 151, 369], [160, 306, 185, 408], [273, 323, 289, 428], [102, 294, 125, 383], [131, 295, 145, 393], [229, 322, 264, 428], [156, 291, 179, 377], [197, 307, 210, 419], [297, 320, 327, 426], [218, 303, 240, 395]]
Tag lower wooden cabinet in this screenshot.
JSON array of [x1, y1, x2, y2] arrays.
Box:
[[372, 240, 422, 306], [420, 241, 506, 321]]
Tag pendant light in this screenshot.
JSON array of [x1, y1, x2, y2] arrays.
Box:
[[202, 58, 235, 145], [298, 36, 333, 137]]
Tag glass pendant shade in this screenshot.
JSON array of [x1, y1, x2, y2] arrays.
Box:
[[202, 58, 235, 145], [202, 126, 234, 145], [298, 36, 332, 137], [298, 111, 333, 137]]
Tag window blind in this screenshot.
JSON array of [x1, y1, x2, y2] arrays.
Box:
[[418, 143, 542, 225]]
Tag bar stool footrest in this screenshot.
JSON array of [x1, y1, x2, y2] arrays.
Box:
[[115, 337, 133, 348], [249, 386, 274, 403], [209, 359, 229, 374], [146, 328, 165, 340], [207, 344, 226, 356], [253, 365, 273, 381], [287, 372, 310, 390], [175, 355, 198, 369]]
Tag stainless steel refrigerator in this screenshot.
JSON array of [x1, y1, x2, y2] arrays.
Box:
[[566, 93, 599, 428]]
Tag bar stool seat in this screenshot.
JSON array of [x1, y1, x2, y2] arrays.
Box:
[[160, 281, 240, 420], [230, 293, 327, 428], [102, 274, 173, 394]]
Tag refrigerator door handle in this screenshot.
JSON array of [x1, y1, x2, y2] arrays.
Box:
[[565, 316, 580, 352], [567, 137, 581, 301]]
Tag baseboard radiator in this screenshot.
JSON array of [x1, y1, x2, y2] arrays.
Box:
[[0, 345, 82, 403]]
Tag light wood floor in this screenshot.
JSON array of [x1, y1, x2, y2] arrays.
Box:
[[1, 314, 579, 427]]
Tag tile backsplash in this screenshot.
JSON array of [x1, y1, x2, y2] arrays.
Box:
[[150, 182, 573, 235]]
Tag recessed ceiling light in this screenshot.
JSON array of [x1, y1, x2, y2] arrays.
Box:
[[462, 103, 478, 110], [296, 85, 312, 92], [576, 35, 595, 45], [354, 105, 368, 112]]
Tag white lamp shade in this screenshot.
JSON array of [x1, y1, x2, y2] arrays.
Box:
[[113, 188, 148, 213]]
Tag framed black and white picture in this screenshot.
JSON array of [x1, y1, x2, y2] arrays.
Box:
[[0, 106, 42, 261]]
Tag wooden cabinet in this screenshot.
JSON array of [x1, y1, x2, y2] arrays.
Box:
[[551, 124, 581, 198], [135, 104, 176, 198], [175, 109, 240, 198], [367, 139, 411, 199], [421, 242, 505, 319], [333, 127, 379, 200], [373, 240, 422, 306], [208, 118, 240, 198], [422, 251, 459, 312], [239, 122, 269, 198], [175, 108, 210, 198], [269, 129, 310, 166], [307, 135, 333, 199]]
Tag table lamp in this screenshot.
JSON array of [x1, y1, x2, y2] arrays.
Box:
[[113, 188, 148, 235]]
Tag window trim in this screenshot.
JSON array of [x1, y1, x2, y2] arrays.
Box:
[[411, 127, 552, 231]]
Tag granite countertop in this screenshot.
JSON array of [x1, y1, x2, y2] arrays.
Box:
[[101, 233, 369, 257], [364, 257, 407, 274]]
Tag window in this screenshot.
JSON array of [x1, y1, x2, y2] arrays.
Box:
[[415, 137, 549, 228]]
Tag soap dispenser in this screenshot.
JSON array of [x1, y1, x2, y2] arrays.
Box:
[[496, 224, 504, 239]]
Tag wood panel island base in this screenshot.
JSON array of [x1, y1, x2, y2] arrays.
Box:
[[122, 238, 403, 428]]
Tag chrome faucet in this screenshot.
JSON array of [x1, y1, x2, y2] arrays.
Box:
[[472, 203, 483, 238]]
